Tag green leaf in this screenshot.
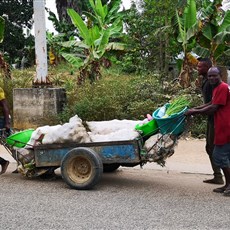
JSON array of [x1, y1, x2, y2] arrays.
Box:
[[90, 0, 107, 23], [0, 16, 5, 43], [213, 44, 227, 61], [192, 45, 210, 58], [106, 42, 126, 51], [67, 9, 91, 45], [186, 21, 198, 40], [89, 26, 100, 42], [218, 11, 230, 32], [176, 10, 185, 44], [94, 30, 110, 58], [92, 50, 100, 59], [223, 48, 230, 56], [196, 33, 211, 49], [89, 0, 96, 9], [106, 0, 122, 20], [202, 24, 213, 41], [60, 40, 89, 49], [185, 0, 197, 29], [214, 26, 230, 44], [61, 52, 84, 69], [83, 11, 98, 23], [109, 17, 123, 36]]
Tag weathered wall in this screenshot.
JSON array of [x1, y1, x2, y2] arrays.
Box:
[[13, 88, 66, 129]]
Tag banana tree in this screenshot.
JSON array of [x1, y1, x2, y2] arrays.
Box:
[[61, 0, 126, 84], [193, 0, 230, 65], [175, 0, 198, 88]]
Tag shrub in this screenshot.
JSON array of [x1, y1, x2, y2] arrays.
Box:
[[0, 64, 206, 137]]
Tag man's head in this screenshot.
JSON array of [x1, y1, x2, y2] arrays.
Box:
[[197, 58, 212, 76], [207, 67, 222, 86]]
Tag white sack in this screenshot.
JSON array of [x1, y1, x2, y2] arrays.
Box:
[[86, 119, 141, 135], [42, 115, 91, 144], [88, 128, 140, 142], [26, 125, 61, 147]]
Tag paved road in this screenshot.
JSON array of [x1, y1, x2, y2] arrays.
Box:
[[0, 139, 229, 230]]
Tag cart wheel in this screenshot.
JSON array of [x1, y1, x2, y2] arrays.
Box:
[[61, 147, 103, 190], [103, 164, 120, 173]]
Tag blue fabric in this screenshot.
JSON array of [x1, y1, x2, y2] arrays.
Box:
[[213, 143, 230, 168]]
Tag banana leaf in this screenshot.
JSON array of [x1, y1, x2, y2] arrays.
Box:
[[106, 42, 126, 51], [89, 0, 107, 23], [106, 0, 122, 22], [0, 16, 5, 43], [89, 26, 101, 42], [94, 29, 110, 58], [185, 0, 197, 29], [218, 10, 230, 32], [67, 9, 92, 46], [61, 52, 84, 69], [192, 45, 210, 58]]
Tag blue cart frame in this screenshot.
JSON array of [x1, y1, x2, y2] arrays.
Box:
[[34, 139, 143, 167], [31, 138, 147, 190]]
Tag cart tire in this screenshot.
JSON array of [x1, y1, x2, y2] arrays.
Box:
[[61, 147, 103, 190], [103, 164, 120, 173]]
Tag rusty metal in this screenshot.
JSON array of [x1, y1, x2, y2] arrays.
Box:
[[32, 76, 53, 88]]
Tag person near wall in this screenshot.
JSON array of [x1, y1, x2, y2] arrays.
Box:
[[196, 58, 224, 184], [185, 67, 230, 196], [0, 87, 11, 174]]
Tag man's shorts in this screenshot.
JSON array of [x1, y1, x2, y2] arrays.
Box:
[[213, 143, 230, 168]]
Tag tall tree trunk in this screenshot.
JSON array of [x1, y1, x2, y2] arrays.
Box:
[[55, 0, 82, 23], [164, 16, 169, 77], [159, 34, 163, 73]]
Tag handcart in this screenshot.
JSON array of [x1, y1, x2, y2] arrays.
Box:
[[0, 112, 187, 190]]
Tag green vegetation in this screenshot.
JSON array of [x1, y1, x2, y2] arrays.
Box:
[[0, 0, 34, 66], [0, 63, 206, 137], [2, 0, 226, 138], [165, 96, 190, 116]]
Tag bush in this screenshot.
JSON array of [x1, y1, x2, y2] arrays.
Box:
[[0, 64, 206, 137]]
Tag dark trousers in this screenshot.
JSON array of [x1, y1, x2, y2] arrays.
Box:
[[206, 117, 222, 178], [0, 117, 7, 165]]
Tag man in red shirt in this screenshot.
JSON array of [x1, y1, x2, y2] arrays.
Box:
[[185, 66, 230, 196]]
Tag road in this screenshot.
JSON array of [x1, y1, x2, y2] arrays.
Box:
[[0, 139, 229, 230]]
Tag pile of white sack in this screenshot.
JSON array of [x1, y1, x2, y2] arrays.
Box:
[[26, 115, 141, 146], [86, 119, 141, 142]]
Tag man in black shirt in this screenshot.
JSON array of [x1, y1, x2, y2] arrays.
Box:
[[197, 58, 224, 184]]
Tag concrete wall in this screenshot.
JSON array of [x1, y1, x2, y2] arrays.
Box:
[[13, 88, 66, 129]]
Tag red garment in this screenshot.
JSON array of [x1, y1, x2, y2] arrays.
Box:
[[212, 82, 230, 145]]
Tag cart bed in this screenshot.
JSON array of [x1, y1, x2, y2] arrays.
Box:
[[33, 139, 143, 167]]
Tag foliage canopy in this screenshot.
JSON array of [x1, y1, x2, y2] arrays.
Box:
[[0, 0, 34, 65]]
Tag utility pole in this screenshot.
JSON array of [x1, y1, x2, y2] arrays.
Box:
[[13, 0, 66, 129], [33, 0, 50, 86]]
